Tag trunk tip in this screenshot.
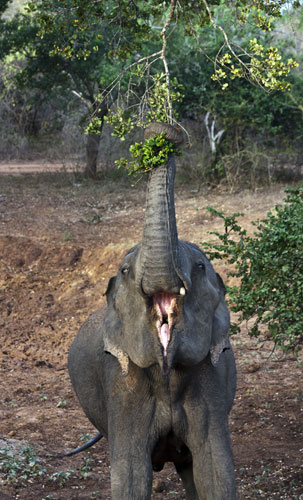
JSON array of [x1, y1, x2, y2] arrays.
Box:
[[144, 123, 183, 146]]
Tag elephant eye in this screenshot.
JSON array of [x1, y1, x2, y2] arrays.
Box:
[[121, 265, 130, 275], [197, 261, 205, 271]]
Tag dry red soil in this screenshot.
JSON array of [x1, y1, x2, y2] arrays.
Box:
[[0, 168, 302, 499]]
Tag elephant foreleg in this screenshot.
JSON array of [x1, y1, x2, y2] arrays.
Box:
[[189, 429, 236, 500], [107, 390, 155, 500], [110, 455, 153, 500]]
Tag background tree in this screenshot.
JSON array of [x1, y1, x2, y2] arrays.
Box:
[[26, 0, 300, 121], [165, 11, 303, 186], [0, 3, 125, 177], [1, 0, 302, 180]]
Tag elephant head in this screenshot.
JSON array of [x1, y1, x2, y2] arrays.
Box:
[[103, 123, 230, 373]]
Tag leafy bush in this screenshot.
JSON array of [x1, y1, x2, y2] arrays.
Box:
[[204, 185, 303, 353]]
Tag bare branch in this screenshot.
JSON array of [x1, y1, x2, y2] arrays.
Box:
[[99, 51, 162, 102], [71, 90, 91, 109], [161, 0, 177, 125], [204, 112, 225, 154]]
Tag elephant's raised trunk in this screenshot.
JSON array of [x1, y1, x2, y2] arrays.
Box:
[[137, 123, 189, 297]]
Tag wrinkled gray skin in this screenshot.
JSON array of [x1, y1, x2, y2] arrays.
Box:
[[68, 145, 237, 500]]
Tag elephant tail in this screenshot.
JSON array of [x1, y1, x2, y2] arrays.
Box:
[[57, 431, 103, 458]]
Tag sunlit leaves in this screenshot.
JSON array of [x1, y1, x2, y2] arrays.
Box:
[[211, 35, 299, 91]]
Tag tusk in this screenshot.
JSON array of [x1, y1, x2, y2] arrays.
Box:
[[179, 287, 186, 296]]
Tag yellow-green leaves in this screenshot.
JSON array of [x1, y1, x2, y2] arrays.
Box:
[[249, 38, 299, 91], [104, 108, 135, 141], [145, 73, 184, 123], [211, 38, 298, 92]]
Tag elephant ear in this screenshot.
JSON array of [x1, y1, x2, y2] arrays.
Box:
[[210, 273, 230, 366], [103, 276, 129, 376]]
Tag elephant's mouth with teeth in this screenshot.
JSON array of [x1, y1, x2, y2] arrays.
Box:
[[153, 293, 178, 357]]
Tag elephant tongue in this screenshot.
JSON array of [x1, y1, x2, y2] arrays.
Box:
[[159, 323, 170, 356], [153, 293, 177, 356]]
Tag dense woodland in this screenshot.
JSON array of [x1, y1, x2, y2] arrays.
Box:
[[0, 0, 303, 187]]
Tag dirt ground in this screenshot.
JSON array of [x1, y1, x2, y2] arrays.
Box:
[[0, 167, 302, 500]]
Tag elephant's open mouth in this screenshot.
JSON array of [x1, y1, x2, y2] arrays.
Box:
[[153, 293, 178, 356]]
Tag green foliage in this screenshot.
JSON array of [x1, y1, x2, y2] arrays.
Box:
[[26, 0, 163, 61], [0, 445, 46, 484], [93, 106, 135, 140], [144, 74, 184, 123], [212, 39, 299, 91], [208, 3, 300, 91], [0, 2, 124, 119], [0, 0, 12, 17], [167, 16, 303, 141], [24, 0, 301, 114], [204, 186, 303, 353], [248, 39, 298, 91], [0, 442, 96, 487], [101, 74, 184, 140], [1, 0, 303, 177], [48, 469, 74, 487], [79, 454, 95, 479], [116, 134, 182, 176]]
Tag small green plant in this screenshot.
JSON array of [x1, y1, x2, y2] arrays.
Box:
[[116, 133, 182, 176], [38, 392, 48, 401], [0, 445, 46, 484], [204, 185, 303, 354], [56, 397, 67, 408], [49, 469, 74, 488], [79, 454, 95, 479], [49, 468, 74, 487], [80, 432, 91, 443], [0, 443, 97, 488]]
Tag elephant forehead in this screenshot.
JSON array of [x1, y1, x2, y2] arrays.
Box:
[[180, 241, 204, 261]]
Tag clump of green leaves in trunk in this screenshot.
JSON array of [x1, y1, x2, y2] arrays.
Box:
[[116, 133, 182, 175], [204, 185, 303, 354]]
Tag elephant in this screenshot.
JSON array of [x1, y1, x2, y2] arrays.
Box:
[[68, 123, 237, 500]]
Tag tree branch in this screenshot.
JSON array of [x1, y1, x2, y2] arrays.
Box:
[[71, 90, 91, 108], [161, 0, 177, 125]]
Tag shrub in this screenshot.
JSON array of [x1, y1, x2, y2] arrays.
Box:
[[204, 185, 303, 354]]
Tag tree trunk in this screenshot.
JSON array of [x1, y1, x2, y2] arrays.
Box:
[[85, 132, 101, 179], [84, 100, 108, 179]]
